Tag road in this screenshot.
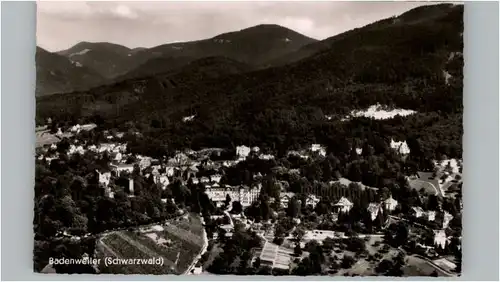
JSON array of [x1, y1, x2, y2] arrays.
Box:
[[183, 216, 209, 275]]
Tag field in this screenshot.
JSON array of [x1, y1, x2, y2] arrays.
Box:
[[403, 256, 450, 277], [334, 236, 398, 276], [35, 129, 73, 148], [96, 213, 205, 275]]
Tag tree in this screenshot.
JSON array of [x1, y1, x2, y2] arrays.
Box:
[[253, 257, 261, 269], [294, 243, 303, 257], [341, 255, 355, 269], [292, 227, 306, 243], [287, 198, 301, 218], [225, 194, 232, 207], [231, 201, 243, 214]]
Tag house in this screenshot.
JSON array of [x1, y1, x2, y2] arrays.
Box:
[[183, 115, 195, 122], [114, 152, 123, 162], [427, 211, 436, 221], [70, 124, 82, 133], [303, 230, 337, 242], [390, 139, 410, 155], [279, 192, 295, 208], [129, 178, 135, 194], [382, 195, 398, 212], [333, 197, 353, 213], [443, 211, 454, 229], [98, 143, 115, 153], [287, 150, 309, 159], [205, 185, 261, 207], [192, 264, 203, 275], [155, 175, 170, 189], [184, 165, 199, 181], [280, 192, 295, 208], [367, 203, 383, 221], [411, 206, 425, 218], [96, 170, 111, 187], [236, 145, 251, 160], [259, 154, 275, 160], [305, 194, 320, 208], [138, 156, 153, 170], [68, 144, 85, 155], [311, 144, 326, 157], [434, 230, 450, 249], [110, 163, 135, 174], [165, 166, 175, 177], [210, 174, 222, 183]]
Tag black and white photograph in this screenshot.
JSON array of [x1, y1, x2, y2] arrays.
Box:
[[34, 1, 463, 277]]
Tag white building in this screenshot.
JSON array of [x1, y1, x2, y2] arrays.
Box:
[[205, 186, 261, 207], [165, 166, 175, 177], [110, 163, 135, 174], [96, 170, 111, 187], [236, 145, 251, 160], [155, 175, 170, 189], [114, 152, 123, 162], [333, 197, 353, 213], [443, 211, 454, 229], [305, 194, 320, 208], [68, 145, 85, 155], [434, 230, 449, 249], [129, 178, 135, 194], [259, 154, 275, 160], [192, 265, 203, 275], [210, 174, 222, 183], [390, 139, 411, 155], [427, 211, 436, 221], [383, 196, 398, 212], [98, 143, 115, 153], [411, 206, 425, 218], [279, 192, 296, 208], [303, 230, 337, 242], [367, 203, 383, 221], [311, 144, 327, 157]]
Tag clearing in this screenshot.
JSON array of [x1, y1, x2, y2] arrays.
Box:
[[96, 213, 205, 275]]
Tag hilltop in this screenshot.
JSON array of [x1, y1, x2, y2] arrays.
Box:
[[267, 3, 463, 68], [56, 42, 142, 79], [50, 24, 315, 83], [35, 47, 106, 96]]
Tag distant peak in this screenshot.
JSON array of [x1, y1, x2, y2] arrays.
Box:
[[252, 24, 286, 29]]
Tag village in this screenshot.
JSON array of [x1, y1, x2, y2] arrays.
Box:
[[35, 121, 462, 276]]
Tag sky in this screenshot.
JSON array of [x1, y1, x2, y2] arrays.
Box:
[[37, 1, 440, 52]]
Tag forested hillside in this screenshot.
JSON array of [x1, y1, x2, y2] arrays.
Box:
[[36, 3, 463, 167]]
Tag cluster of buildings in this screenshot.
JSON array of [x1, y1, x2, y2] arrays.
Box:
[[367, 196, 399, 221]]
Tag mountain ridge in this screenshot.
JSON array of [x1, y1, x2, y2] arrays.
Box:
[[35, 46, 107, 96]]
